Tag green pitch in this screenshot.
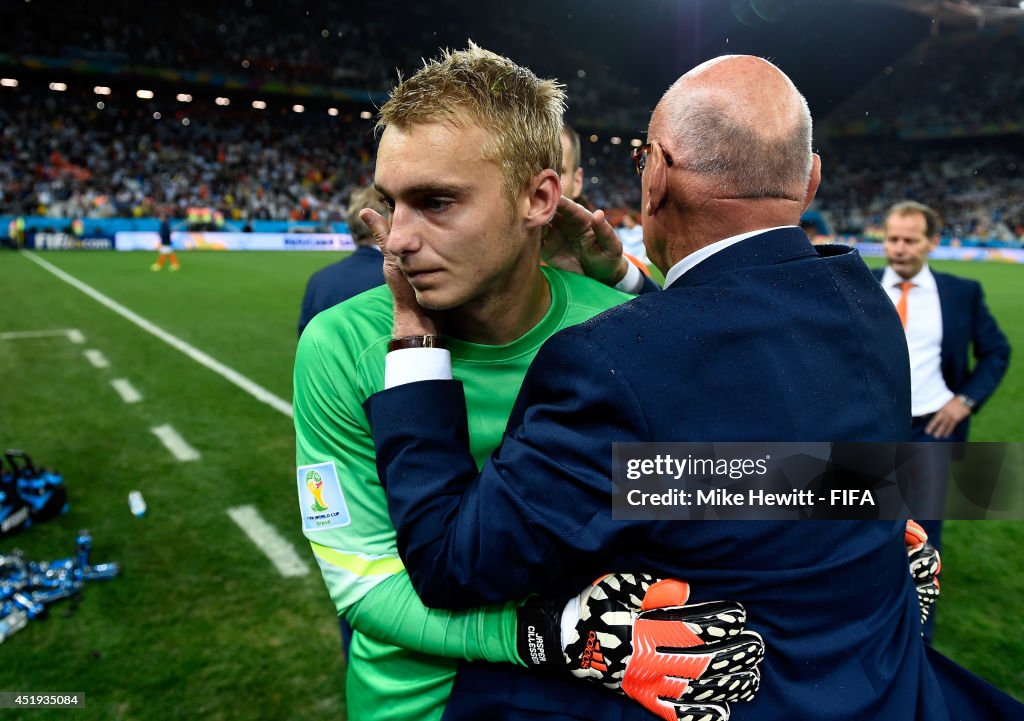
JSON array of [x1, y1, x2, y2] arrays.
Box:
[[0, 250, 1020, 718]]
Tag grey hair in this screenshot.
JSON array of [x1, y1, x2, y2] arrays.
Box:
[[665, 89, 813, 200]]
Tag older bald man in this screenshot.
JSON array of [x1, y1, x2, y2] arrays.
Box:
[[366, 55, 1023, 720]]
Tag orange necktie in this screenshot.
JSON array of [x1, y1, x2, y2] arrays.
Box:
[[896, 281, 913, 329]]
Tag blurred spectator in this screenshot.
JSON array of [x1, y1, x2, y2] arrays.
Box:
[[297, 185, 388, 336], [559, 124, 584, 202]]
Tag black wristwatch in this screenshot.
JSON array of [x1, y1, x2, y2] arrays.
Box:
[[387, 335, 446, 352]]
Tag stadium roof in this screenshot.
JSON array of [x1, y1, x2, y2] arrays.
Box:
[[858, 0, 1024, 26]]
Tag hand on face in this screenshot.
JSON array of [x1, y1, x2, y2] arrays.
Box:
[[359, 208, 440, 337]]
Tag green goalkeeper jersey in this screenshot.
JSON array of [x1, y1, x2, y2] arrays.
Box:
[[293, 266, 630, 720]]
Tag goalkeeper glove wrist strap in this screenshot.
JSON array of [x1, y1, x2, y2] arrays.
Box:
[[515, 597, 564, 671]]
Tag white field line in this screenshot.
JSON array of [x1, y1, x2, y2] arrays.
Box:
[[23, 252, 305, 578], [0, 328, 84, 343], [150, 424, 201, 462], [21, 251, 293, 418], [227, 505, 310, 577], [111, 378, 143, 404], [84, 349, 110, 368]]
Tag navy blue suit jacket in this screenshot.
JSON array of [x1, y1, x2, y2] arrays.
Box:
[[368, 229, 1020, 720], [297, 245, 385, 336], [873, 267, 1010, 423]]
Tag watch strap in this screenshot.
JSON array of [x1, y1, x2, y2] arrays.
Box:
[[387, 335, 446, 353]]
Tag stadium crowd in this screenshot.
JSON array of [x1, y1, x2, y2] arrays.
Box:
[[816, 139, 1024, 243], [2, 80, 1021, 244], [827, 30, 1024, 138], [2, 3, 1021, 243], [0, 0, 640, 127], [0, 87, 377, 224]]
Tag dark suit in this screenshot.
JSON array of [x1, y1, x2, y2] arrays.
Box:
[[872, 266, 1010, 441], [873, 266, 1010, 640], [367, 228, 1020, 719], [297, 245, 385, 336]]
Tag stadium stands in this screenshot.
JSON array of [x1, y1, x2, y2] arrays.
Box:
[[1, 2, 1021, 244]]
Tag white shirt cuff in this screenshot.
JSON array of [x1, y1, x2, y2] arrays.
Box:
[[614, 260, 644, 294], [384, 347, 452, 388]]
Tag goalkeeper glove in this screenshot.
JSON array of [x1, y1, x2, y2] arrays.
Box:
[[905, 520, 941, 628], [517, 573, 764, 721]]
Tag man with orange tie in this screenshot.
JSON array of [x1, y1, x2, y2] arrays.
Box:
[[874, 200, 1010, 600], [877, 201, 1009, 444]]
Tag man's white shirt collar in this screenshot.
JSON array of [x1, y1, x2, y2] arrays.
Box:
[[880, 264, 936, 291], [663, 226, 794, 289]]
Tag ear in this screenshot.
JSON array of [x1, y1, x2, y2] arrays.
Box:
[[801, 153, 822, 212], [573, 167, 584, 197], [522, 169, 561, 230], [928, 235, 940, 252], [645, 148, 669, 216]]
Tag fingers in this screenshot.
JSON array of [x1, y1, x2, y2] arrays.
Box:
[[908, 541, 941, 628], [680, 669, 760, 704], [925, 404, 965, 438], [358, 208, 390, 250], [673, 703, 730, 721], [909, 543, 940, 582], [643, 579, 691, 610], [591, 572, 660, 609], [646, 629, 763, 678], [905, 520, 928, 549], [641, 600, 748, 643], [697, 632, 765, 677], [554, 194, 594, 224], [591, 208, 624, 254], [925, 414, 954, 438]]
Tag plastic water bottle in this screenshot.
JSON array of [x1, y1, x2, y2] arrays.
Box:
[[128, 490, 147, 517], [76, 529, 92, 569]]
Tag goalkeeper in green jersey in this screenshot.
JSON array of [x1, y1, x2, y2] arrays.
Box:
[[293, 45, 763, 721]]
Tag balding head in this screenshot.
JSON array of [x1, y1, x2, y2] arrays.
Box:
[[639, 55, 820, 270], [653, 55, 813, 201]]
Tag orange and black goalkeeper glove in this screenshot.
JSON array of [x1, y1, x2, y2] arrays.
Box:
[[517, 573, 764, 721], [905, 520, 941, 628]]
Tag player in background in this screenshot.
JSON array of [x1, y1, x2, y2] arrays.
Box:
[[151, 207, 180, 272]]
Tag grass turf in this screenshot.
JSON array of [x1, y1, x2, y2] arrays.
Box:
[[0, 249, 1020, 717]]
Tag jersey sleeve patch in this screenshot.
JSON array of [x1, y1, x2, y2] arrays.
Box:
[[297, 461, 352, 532]]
